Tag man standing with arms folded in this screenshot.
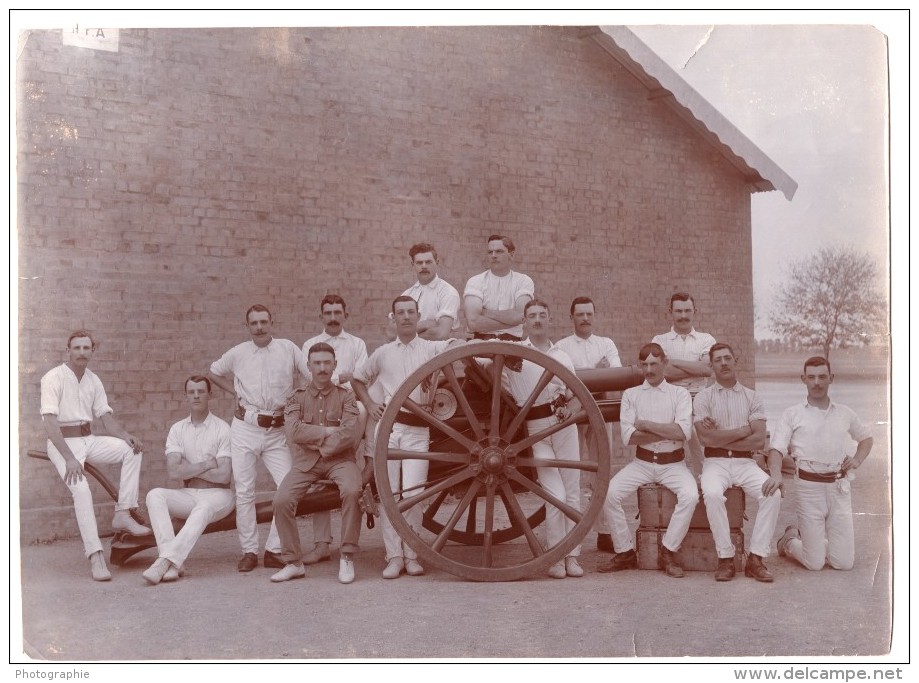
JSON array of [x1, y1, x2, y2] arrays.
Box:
[[40, 330, 151, 581], [694, 343, 783, 583], [142, 375, 234, 585], [463, 234, 534, 341], [652, 292, 716, 476], [598, 343, 697, 578], [392, 242, 461, 342], [271, 342, 363, 585], [770, 356, 873, 571], [300, 294, 369, 566], [555, 296, 622, 554], [207, 304, 311, 573], [351, 295, 464, 579]]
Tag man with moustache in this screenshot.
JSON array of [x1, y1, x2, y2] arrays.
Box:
[[387, 243, 461, 342], [463, 234, 534, 341], [351, 295, 464, 579], [271, 343, 363, 584], [142, 376, 234, 585], [499, 299, 585, 579], [694, 343, 782, 582], [598, 343, 697, 578], [207, 304, 311, 572], [555, 296, 622, 554], [770, 356, 873, 571], [40, 330, 151, 581], [300, 294, 370, 566], [652, 292, 716, 476]]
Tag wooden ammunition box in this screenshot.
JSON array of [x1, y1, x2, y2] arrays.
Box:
[[636, 528, 744, 572], [637, 483, 745, 530]]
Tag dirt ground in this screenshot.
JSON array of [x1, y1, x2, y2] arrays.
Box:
[[13, 444, 896, 665]]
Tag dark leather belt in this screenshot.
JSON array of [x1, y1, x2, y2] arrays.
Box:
[[798, 469, 845, 484], [394, 410, 430, 428], [636, 446, 684, 465], [234, 406, 284, 428], [525, 402, 555, 420], [705, 447, 753, 459], [59, 423, 91, 438], [184, 477, 231, 490], [473, 332, 522, 342]]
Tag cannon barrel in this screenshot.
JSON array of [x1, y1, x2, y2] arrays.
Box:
[[574, 365, 645, 393]]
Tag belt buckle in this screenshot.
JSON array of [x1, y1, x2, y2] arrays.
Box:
[[257, 414, 273, 428], [726, 449, 734, 458]]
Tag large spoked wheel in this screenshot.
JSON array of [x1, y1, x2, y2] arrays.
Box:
[[373, 341, 611, 581]]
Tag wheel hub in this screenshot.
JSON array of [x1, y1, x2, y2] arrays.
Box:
[[479, 446, 508, 474]]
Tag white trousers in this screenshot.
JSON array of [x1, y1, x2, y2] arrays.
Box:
[[786, 478, 855, 570], [380, 423, 429, 562], [146, 487, 235, 567], [576, 421, 616, 534], [528, 416, 582, 557], [604, 458, 698, 553], [229, 418, 292, 554], [46, 435, 143, 557], [701, 458, 781, 558]]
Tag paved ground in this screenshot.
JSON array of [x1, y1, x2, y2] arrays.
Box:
[[14, 446, 894, 663]]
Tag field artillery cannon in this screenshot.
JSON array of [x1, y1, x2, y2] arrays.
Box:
[[372, 340, 644, 582]]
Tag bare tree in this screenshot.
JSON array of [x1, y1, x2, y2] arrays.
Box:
[[769, 245, 885, 361]]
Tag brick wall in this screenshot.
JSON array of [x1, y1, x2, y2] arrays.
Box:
[[17, 26, 756, 542]]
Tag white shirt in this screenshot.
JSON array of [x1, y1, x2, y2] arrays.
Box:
[[555, 334, 621, 370], [165, 412, 231, 464], [210, 338, 310, 414], [302, 330, 369, 389], [402, 275, 461, 331], [353, 336, 453, 405], [620, 380, 692, 452], [500, 339, 574, 408], [463, 270, 535, 338], [770, 400, 871, 474], [40, 364, 112, 424], [693, 381, 766, 431], [651, 327, 717, 393]]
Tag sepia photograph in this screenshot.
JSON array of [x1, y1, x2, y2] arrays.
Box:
[[10, 9, 905, 676]]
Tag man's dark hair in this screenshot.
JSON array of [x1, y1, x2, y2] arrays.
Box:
[[668, 292, 696, 311], [184, 375, 212, 393], [409, 243, 438, 262], [524, 299, 550, 316], [638, 342, 667, 362], [246, 304, 272, 323], [67, 330, 96, 351], [487, 234, 515, 254], [392, 295, 418, 315], [569, 296, 595, 315], [708, 343, 736, 362], [803, 356, 832, 374], [320, 294, 347, 314], [307, 342, 337, 360]]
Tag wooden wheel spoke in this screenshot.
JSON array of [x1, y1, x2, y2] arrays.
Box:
[[506, 469, 583, 525], [488, 354, 506, 440], [432, 479, 483, 552], [421, 489, 450, 526], [498, 482, 544, 557], [505, 409, 585, 456], [396, 467, 475, 514], [516, 456, 598, 473], [482, 482, 496, 567], [441, 363, 486, 441], [388, 448, 470, 465], [502, 368, 557, 441], [465, 494, 479, 535], [401, 397, 480, 452]]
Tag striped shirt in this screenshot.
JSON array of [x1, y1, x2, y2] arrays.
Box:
[[402, 276, 461, 331], [554, 334, 621, 370], [302, 330, 369, 389], [210, 338, 310, 414], [770, 400, 871, 474], [692, 381, 765, 431], [620, 380, 692, 452]]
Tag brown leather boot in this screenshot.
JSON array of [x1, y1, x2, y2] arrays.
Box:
[[744, 553, 774, 582], [659, 545, 684, 578], [715, 556, 736, 582]]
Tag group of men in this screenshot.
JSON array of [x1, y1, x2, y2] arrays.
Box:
[[39, 234, 873, 585]]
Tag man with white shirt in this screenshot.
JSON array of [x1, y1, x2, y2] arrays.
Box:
[[500, 299, 584, 579], [652, 292, 716, 476], [351, 295, 464, 579], [207, 304, 311, 572], [769, 356, 873, 571], [40, 330, 151, 581], [598, 343, 698, 578], [554, 296, 622, 554], [300, 294, 370, 566], [395, 243, 461, 341], [142, 375, 234, 585], [463, 234, 534, 341]]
